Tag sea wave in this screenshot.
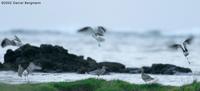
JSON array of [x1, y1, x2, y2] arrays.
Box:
[[0, 29, 62, 35], [0, 29, 199, 38]]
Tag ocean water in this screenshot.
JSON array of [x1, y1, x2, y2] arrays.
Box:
[[0, 29, 200, 86], [0, 71, 197, 86]]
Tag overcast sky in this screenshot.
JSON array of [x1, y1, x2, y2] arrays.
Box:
[[0, 0, 200, 31]]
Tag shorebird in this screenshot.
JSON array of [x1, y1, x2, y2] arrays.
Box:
[[141, 68, 156, 83], [1, 35, 23, 48], [18, 62, 42, 82], [88, 66, 107, 77], [169, 36, 193, 64], [78, 26, 106, 47]]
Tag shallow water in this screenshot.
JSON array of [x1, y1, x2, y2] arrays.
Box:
[[0, 71, 199, 86]]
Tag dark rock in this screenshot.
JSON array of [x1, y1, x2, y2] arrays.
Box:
[[2, 44, 192, 75], [0, 62, 11, 71], [77, 57, 99, 74], [142, 66, 151, 73], [0, 63, 5, 70], [4, 44, 99, 73], [85, 57, 98, 71], [98, 62, 126, 73], [142, 64, 192, 75], [3, 44, 127, 73], [4, 49, 16, 64], [125, 64, 191, 75], [125, 67, 141, 73]]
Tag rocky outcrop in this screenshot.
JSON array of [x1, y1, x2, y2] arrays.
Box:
[[2, 44, 192, 75], [125, 68, 141, 73], [98, 62, 126, 73], [3, 44, 125, 73], [4, 44, 94, 73], [143, 64, 192, 75], [126, 64, 192, 75], [0, 63, 5, 70]]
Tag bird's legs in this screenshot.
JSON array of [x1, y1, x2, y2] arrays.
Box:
[[24, 75, 30, 83], [27, 76, 30, 83], [96, 75, 100, 79], [92, 34, 102, 47], [185, 56, 195, 81], [186, 57, 191, 64], [24, 76, 27, 82]]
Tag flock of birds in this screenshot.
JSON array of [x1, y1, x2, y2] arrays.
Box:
[[0, 27, 195, 83], [77, 26, 194, 83]]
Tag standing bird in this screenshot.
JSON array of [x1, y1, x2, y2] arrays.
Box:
[[88, 66, 107, 77], [18, 62, 42, 82], [1, 35, 23, 48], [78, 26, 106, 47], [169, 36, 193, 64], [141, 68, 155, 83]]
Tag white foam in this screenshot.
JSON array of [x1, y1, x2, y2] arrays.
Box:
[[0, 71, 198, 86]]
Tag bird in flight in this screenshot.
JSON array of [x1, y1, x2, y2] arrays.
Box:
[[1, 35, 23, 48], [169, 36, 194, 64], [78, 26, 106, 47]]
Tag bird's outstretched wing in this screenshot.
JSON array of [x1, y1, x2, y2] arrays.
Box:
[[78, 26, 93, 33], [1, 39, 8, 48], [26, 62, 42, 74], [183, 36, 194, 45], [14, 35, 22, 42], [89, 69, 101, 75], [1, 38, 11, 48], [169, 44, 182, 50], [18, 65, 24, 77]]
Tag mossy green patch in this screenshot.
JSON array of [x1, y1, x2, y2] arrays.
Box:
[[0, 78, 199, 91]]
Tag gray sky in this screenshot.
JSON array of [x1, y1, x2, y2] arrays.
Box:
[[0, 0, 200, 31]]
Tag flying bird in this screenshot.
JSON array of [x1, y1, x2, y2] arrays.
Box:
[[169, 36, 194, 64], [1, 35, 23, 48], [18, 62, 42, 82], [78, 26, 106, 47]]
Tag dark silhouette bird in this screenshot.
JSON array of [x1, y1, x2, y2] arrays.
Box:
[[1, 35, 23, 48], [18, 62, 41, 82], [169, 36, 194, 64], [78, 26, 106, 47]]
